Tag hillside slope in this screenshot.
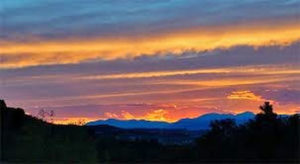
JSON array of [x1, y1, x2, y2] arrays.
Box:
[[0, 100, 97, 162]]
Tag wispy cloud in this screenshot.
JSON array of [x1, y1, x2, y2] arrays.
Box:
[[1, 23, 300, 68], [81, 65, 300, 80], [227, 90, 263, 101]]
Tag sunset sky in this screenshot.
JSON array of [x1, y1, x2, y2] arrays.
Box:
[[1, 0, 300, 124]]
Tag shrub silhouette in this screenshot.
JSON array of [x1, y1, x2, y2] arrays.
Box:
[[195, 102, 299, 162], [256, 101, 277, 121], [259, 102, 274, 115]]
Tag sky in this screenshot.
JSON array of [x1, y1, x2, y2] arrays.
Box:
[[0, 0, 300, 124]]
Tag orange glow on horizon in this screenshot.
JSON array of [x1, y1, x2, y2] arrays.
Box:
[[52, 117, 97, 125], [122, 109, 175, 122], [30, 101, 299, 125], [51, 105, 298, 125]]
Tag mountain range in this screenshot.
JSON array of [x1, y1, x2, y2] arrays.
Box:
[[86, 112, 256, 130]]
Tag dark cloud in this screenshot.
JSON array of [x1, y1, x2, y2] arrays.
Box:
[[258, 88, 300, 105], [1, 0, 300, 40]]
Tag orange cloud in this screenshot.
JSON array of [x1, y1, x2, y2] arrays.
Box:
[[155, 75, 300, 88], [144, 109, 169, 122], [227, 90, 263, 101], [1, 22, 300, 69], [82, 65, 300, 80], [120, 109, 174, 122], [121, 111, 136, 120]]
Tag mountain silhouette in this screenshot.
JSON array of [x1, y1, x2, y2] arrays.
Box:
[[86, 118, 171, 129], [172, 112, 255, 130], [86, 112, 256, 130]]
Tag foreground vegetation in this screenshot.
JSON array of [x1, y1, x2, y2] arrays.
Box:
[[0, 100, 97, 162], [1, 100, 299, 162]]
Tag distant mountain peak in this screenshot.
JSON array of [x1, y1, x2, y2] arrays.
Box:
[[86, 111, 256, 130], [237, 111, 255, 115]]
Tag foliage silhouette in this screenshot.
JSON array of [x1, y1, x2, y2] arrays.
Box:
[[195, 102, 299, 162], [0, 100, 97, 162], [1, 100, 299, 162]]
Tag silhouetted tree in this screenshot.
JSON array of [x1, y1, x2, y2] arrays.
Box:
[[256, 101, 277, 121], [195, 102, 300, 162], [260, 102, 273, 115], [0, 99, 7, 109], [37, 109, 55, 123]]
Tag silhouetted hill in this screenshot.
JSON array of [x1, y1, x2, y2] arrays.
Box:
[[87, 124, 206, 145], [86, 112, 255, 130], [0, 100, 98, 162]]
